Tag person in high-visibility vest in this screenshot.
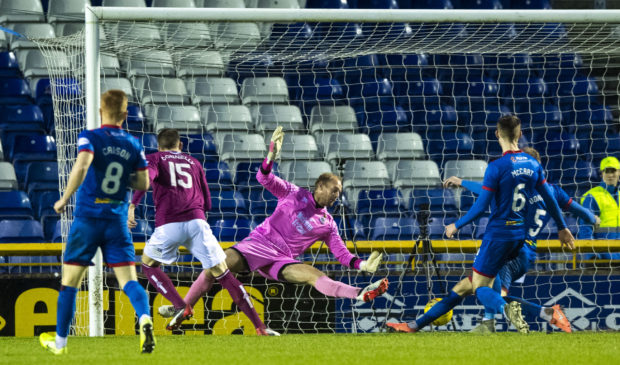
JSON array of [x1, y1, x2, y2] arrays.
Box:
[[579, 156, 620, 240]]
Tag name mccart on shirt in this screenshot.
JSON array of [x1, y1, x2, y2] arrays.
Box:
[[511, 167, 534, 178]]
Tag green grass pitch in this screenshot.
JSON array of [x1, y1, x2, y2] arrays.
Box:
[[1, 332, 618, 365]]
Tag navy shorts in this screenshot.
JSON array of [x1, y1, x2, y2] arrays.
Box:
[[473, 239, 523, 278], [63, 216, 135, 266], [497, 244, 537, 292]]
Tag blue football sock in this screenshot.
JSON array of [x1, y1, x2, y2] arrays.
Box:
[[504, 295, 543, 319], [475, 286, 506, 315], [123, 280, 150, 319], [482, 277, 503, 320], [415, 291, 463, 330], [56, 285, 78, 338]]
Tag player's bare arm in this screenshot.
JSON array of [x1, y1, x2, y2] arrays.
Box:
[[54, 151, 94, 214], [130, 169, 149, 191], [443, 176, 463, 188]]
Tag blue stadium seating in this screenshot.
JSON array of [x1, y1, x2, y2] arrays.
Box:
[[427, 131, 474, 163], [355, 188, 404, 216], [0, 52, 20, 77], [24, 161, 59, 194], [233, 161, 279, 188], [51, 220, 63, 243], [409, 188, 458, 217], [427, 216, 459, 239], [126, 105, 145, 131], [180, 134, 218, 163], [42, 214, 60, 241], [534, 131, 581, 160], [347, 78, 395, 108], [138, 133, 158, 154], [11, 135, 56, 183], [457, 0, 502, 8], [412, 103, 458, 137], [337, 54, 382, 83], [357, 0, 399, 8], [0, 190, 34, 220], [357, 104, 409, 136], [0, 219, 45, 243], [369, 217, 419, 240], [245, 188, 278, 217], [9, 255, 60, 274], [306, 0, 349, 8], [407, 0, 453, 9], [209, 218, 252, 242], [395, 77, 442, 108], [0, 78, 32, 104], [378, 53, 430, 81], [210, 190, 248, 218], [296, 77, 345, 115], [203, 161, 233, 191], [33, 190, 59, 219], [511, 0, 551, 9]]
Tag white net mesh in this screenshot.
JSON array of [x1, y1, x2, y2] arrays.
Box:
[[34, 15, 620, 335]]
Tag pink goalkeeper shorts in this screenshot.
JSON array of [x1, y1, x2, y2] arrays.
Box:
[[231, 235, 299, 281]]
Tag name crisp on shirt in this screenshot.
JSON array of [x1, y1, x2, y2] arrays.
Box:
[[511, 167, 534, 178]]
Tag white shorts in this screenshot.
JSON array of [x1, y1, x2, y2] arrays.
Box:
[[143, 219, 226, 269]]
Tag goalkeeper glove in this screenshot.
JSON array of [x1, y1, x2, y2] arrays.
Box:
[[359, 251, 383, 273], [267, 126, 284, 162]]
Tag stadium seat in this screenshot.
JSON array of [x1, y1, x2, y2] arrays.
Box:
[[395, 77, 442, 108], [357, 0, 399, 8], [125, 50, 175, 79], [427, 132, 475, 163], [232, 161, 279, 188], [325, 133, 374, 169], [369, 217, 419, 240], [174, 50, 224, 78], [8, 24, 55, 51], [209, 22, 261, 50], [534, 131, 581, 159], [101, 78, 134, 102], [408, 0, 453, 9], [216, 133, 266, 162], [203, 161, 234, 190], [280, 160, 333, 188], [0, 52, 20, 78], [188, 77, 240, 105], [152, 0, 196, 7], [0, 162, 18, 191], [412, 104, 458, 137], [0, 219, 45, 243], [178, 133, 218, 163], [409, 188, 458, 216], [342, 160, 391, 211], [47, 0, 87, 24], [268, 22, 315, 46], [0, 191, 34, 220], [0, 0, 45, 23], [11, 135, 57, 183], [276, 134, 321, 161], [354, 188, 404, 220], [203, 104, 253, 133], [376, 132, 425, 161], [125, 105, 145, 132], [306, 0, 348, 8], [336, 54, 381, 83], [24, 161, 58, 194], [0, 104, 45, 137], [0, 78, 32, 105], [200, 0, 245, 7], [151, 105, 202, 134], [457, 0, 502, 8], [244, 187, 277, 217], [241, 77, 289, 105], [51, 220, 63, 243], [250, 105, 304, 134], [296, 77, 345, 115], [209, 218, 252, 242], [138, 77, 189, 105], [442, 159, 487, 182], [388, 160, 441, 208], [33, 190, 60, 220], [510, 0, 551, 9], [130, 219, 153, 243], [137, 133, 158, 154], [425, 215, 458, 239], [309, 105, 358, 143]]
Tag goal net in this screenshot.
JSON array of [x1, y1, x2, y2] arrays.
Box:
[[34, 8, 620, 335]]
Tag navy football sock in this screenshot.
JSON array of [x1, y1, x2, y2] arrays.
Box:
[[415, 291, 462, 330], [56, 285, 78, 338], [475, 286, 506, 315], [123, 280, 150, 319]]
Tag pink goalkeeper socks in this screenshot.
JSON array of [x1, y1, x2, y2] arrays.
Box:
[[184, 270, 215, 307], [315, 275, 361, 299]]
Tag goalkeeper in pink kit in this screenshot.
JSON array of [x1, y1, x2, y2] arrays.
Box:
[[159, 127, 388, 325]]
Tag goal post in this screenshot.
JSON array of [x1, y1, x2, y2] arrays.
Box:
[[34, 6, 620, 336]]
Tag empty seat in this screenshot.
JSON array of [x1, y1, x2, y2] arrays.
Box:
[[277, 134, 321, 161], [152, 0, 197, 7], [47, 0, 87, 24], [125, 50, 175, 78], [11, 135, 56, 181], [210, 22, 261, 50], [246, 188, 278, 217], [0, 78, 33, 104], [0, 219, 45, 243], [203, 104, 253, 133], [174, 50, 223, 78], [409, 188, 458, 216], [250, 104, 304, 134], [325, 133, 374, 168], [203, 161, 233, 188], [110, 22, 162, 49], [211, 190, 248, 217], [354, 188, 404, 217], [0, 162, 18, 190], [101, 78, 134, 101], [442, 160, 488, 181], [24, 161, 58, 193], [8, 255, 60, 274], [0, 191, 34, 219], [8, 24, 56, 51], [309, 106, 358, 133], [209, 218, 252, 242], [388, 160, 441, 201], [0, 51, 20, 77], [241, 77, 289, 104], [216, 133, 266, 162], [369, 217, 419, 240], [280, 160, 332, 188], [0, 0, 45, 23], [188, 77, 240, 105], [138, 77, 189, 105], [179, 134, 218, 163], [376, 132, 424, 161], [152, 105, 203, 134], [232, 161, 279, 187], [22, 50, 70, 80], [33, 190, 60, 220], [342, 160, 391, 211]]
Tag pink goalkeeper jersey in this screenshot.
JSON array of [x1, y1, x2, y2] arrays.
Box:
[[131, 151, 211, 228], [251, 166, 359, 268]]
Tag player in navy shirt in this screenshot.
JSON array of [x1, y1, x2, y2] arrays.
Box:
[[40, 90, 155, 355], [447, 115, 574, 333]]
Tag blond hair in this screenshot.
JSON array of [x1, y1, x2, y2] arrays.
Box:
[[100, 89, 128, 122]]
